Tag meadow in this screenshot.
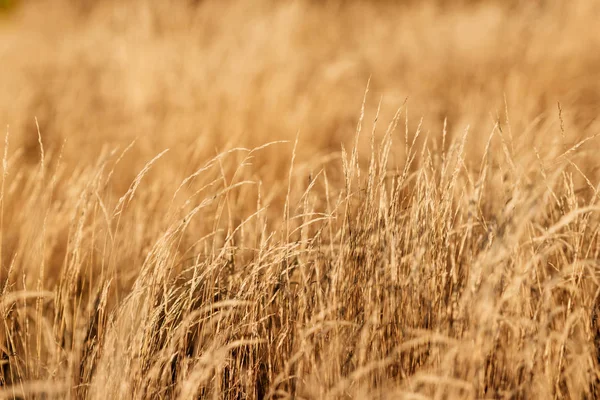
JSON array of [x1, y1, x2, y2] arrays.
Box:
[[1, 0, 600, 398]]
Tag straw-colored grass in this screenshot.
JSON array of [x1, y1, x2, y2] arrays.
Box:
[[1, 0, 600, 398]]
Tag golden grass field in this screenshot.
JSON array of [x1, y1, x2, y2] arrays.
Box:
[[1, 0, 600, 398]]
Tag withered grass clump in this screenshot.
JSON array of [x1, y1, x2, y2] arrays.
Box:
[[1, 97, 600, 399], [2, 0, 600, 399]]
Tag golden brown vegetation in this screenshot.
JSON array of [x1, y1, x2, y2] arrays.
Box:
[[1, 0, 600, 398]]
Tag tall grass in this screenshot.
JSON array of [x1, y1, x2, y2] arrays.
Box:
[[1, 0, 600, 399]]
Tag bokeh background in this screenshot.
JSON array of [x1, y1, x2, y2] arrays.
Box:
[[1, 0, 599, 172]]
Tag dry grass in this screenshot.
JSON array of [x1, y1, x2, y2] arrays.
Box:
[[1, 0, 600, 398]]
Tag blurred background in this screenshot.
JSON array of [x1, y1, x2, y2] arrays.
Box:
[[1, 0, 599, 170]]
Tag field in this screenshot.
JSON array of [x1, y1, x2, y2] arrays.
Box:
[[1, 0, 600, 398]]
